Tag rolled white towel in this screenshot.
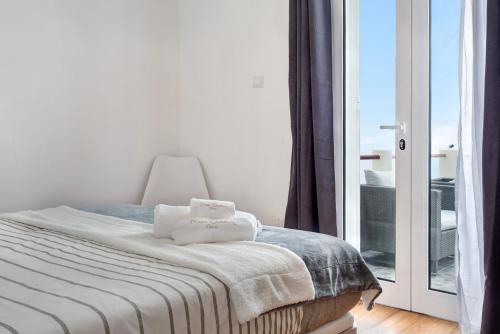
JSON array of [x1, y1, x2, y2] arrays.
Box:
[[172, 215, 259, 245], [153, 205, 191, 238], [190, 198, 236, 219]]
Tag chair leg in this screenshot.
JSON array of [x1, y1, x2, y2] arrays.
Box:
[[431, 260, 439, 274]]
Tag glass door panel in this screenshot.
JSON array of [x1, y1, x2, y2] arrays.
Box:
[[428, 0, 460, 295], [358, 0, 397, 282]]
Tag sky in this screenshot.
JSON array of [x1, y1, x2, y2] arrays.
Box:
[[358, 0, 461, 176]]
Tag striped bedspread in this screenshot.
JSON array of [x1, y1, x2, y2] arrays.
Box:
[[0, 218, 305, 334]]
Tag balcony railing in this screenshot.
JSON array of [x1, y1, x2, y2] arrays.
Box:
[[360, 153, 447, 160]]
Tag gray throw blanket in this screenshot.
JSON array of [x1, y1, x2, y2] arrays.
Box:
[[256, 226, 381, 300], [82, 204, 381, 306]]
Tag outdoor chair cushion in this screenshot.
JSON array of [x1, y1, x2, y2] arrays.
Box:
[[441, 210, 457, 231], [364, 169, 395, 187]]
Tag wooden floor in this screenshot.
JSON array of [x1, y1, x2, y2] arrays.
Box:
[[351, 303, 459, 334]]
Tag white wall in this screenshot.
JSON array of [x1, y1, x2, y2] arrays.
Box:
[[178, 0, 290, 226], [0, 0, 291, 223], [0, 0, 179, 212]]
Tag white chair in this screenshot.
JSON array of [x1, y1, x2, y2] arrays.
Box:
[[141, 155, 209, 207]]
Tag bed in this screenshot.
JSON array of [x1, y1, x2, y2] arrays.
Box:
[[0, 205, 380, 334], [0, 156, 380, 334]]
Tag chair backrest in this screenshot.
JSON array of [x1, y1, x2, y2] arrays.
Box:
[[431, 182, 455, 210], [360, 184, 396, 223], [360, 184, 442, 227], [141, 156, 209, 207]]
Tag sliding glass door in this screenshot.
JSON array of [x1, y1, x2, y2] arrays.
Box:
[[344, 0, 459, 320]]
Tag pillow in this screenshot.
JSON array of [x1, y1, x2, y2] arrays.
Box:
[[364, 169, 395, 187]]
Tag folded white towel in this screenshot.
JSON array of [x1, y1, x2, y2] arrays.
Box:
[[190, 198, 236, 219], [153, 205, 191, 238], [154, 204, 260, 242], [172, 215, 260, 245]]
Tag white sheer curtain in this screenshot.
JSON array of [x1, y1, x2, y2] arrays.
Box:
[[456, 0, 487, 332]]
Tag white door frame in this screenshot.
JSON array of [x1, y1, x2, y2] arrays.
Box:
[[343, 0, 412, 310], [383, 0, 412, 310], [410, 0, 457, 321], [342, 0, 457, 320], [343, 0, 361, 251]]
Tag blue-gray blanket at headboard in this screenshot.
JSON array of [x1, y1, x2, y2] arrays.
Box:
[[81, 204, 381, 303]]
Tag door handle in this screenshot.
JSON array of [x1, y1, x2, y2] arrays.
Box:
[[379, 122, 406, 134]]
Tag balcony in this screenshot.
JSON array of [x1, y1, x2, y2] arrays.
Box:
[[358, 149, 457, 294]]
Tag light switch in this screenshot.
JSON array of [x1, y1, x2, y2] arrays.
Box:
[[252, 75, 265, 88]]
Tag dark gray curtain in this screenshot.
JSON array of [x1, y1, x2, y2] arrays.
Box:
[[481, 0, 500, 332], [285, 0, 337, 236]]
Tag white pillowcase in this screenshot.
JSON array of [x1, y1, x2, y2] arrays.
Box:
[[364, 169, 395, 187]]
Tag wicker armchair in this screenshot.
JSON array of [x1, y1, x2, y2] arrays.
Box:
[[360, 183, 456, 273], [431, 181, 455, 210], [429, 181, 456, 273]]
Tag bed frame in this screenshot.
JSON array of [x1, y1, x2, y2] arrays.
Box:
[[308, 313, 357, 334]]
